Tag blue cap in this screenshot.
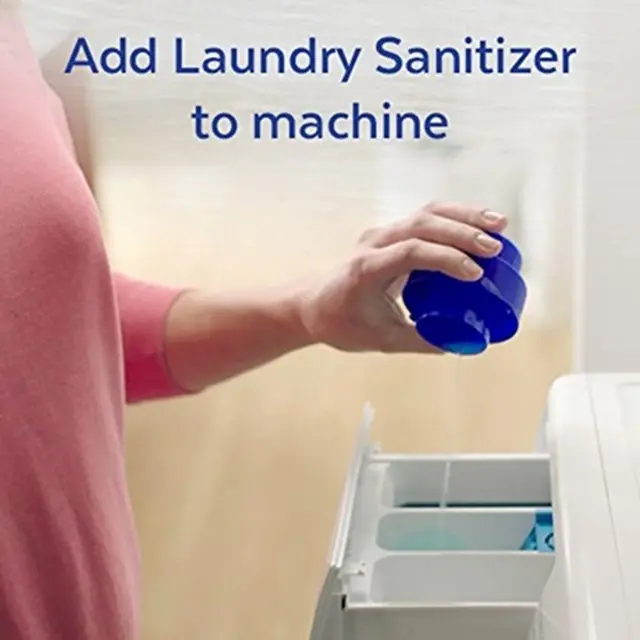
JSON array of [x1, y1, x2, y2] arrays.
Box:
[[401, 233, 527, 355]]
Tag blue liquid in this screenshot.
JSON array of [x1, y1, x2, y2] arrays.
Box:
[[442, 341, 486, 356], [386, 510, 555, 552]]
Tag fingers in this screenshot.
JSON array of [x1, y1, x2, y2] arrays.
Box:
[[428, 201, 507, 233], [376, 213, 503, 258], [356, 239, 484, 286], [345, 201, 509, 355], [359, 202, 508, 259]]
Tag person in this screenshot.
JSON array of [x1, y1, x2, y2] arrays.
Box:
[[0, 4, 508, 639]]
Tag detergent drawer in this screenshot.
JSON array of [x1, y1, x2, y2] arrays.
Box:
[[310, 426, 556, 640]]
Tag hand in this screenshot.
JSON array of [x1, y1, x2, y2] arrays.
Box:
[[297, 202, 508, 353]]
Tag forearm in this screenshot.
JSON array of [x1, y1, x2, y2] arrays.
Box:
[[164, 284, 316, 392]]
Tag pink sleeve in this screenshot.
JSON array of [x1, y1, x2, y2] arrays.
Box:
[[113, 273, 191, 403]]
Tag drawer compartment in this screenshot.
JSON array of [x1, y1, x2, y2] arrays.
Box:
[[345, 604, 539, 640], [381, 455, 551, 508], [370, 552, 554, 604], [376, 508, 552, 552]]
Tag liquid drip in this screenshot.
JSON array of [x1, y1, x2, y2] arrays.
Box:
[[440, 462, 452, 509], [435, 355, 464, 546]]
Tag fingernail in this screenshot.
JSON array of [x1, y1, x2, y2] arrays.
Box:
[[462, 258, 483, 278], [482, 210, 506, 224], [475, 232, 502, 252]]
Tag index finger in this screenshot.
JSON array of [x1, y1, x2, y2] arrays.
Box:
[[357, 239, 482, 286]]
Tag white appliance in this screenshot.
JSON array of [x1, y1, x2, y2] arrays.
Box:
[[310, 373, 640, 639]]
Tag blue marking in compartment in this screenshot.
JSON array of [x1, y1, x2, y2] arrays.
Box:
[[520, 509, 555, 552], [520, 526, 538, 551]]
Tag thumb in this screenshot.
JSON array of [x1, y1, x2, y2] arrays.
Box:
[[385, 274, 410, 301]]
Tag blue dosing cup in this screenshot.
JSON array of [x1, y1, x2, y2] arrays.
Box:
[[401, 233, 527, 355]]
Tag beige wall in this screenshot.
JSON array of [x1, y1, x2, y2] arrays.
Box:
[[93, 134, 573, 640]]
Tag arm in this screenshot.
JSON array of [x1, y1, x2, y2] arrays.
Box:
[[114, 274, 314, 401], [163, 284, 314, 393], [119, 203, 510, 401]]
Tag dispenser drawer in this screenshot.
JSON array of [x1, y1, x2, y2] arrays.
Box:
[[310, 407, 555, 640], [312, 449, 555, 640]]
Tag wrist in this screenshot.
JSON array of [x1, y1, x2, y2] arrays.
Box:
[[273, 279, 318, 351]]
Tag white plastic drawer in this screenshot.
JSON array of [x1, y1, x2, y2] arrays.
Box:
[[311, 407, 556, 640]]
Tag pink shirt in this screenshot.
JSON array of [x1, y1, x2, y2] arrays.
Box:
[[0, 10, 187, 639]]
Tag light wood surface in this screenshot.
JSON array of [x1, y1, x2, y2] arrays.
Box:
[[96, 139, 573, 640]]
